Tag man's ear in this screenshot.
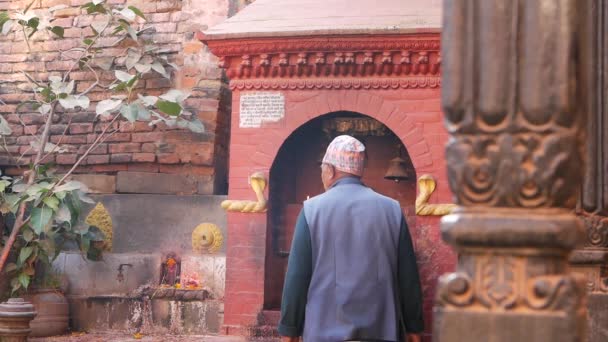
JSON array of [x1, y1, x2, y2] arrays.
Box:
[[327, 164, 335, 180]]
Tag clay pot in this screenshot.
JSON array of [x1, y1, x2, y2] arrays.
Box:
[[23, 289, 69, 337]]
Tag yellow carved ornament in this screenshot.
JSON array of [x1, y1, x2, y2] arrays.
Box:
[[85, 202, 113, 251], [192, 223, 223, 254], [221, 172, 267, 213], [415, 174, 456, 216]]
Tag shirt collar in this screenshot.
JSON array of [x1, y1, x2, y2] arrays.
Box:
[[329, 176, 363, 189]]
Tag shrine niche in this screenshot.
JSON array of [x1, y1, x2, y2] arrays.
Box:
[[201, 0, 448, 338]]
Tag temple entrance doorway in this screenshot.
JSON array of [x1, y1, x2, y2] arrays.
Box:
[[263, 111, 417, 310]]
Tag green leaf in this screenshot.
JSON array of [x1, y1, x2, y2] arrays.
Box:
[[22, 227, 34, 242], [118, 7, 136, 21], [50, 26, 64, 38], [30, 206, 53, 234], [43, 196, 60, 211], [80, 235, 91, 253], [1, 18, 14, 36], [96, 99, 123, 116], [67, 193, 82, 227], [11, 277, 22, 293], [85, 3, 107, 14], [151, 62, 168, 78], [18, 246, 33, 265], [128, 6, 146, 20], [18, 273, 30, 290], [137, 94, 157, 107], [54, 180, 83, 192], [83, 38, 93, 45], [156, 100, 181, 116], [55, 204, 71, 223], [0, 114, 12, 135], [115, 70, 134, 83], [59, 95, 90, 110], [187, 119, 205, 133], [27, 17, 39, 30], [120, 104, 139, 122], [160, 89, 189, 103], [134, 63, 151, 73], [77, 190, 95, 204], [0, 12, 14, 35], [126, 24, 138, 42]]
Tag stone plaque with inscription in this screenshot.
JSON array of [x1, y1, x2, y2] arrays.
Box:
[[239, 92, 285, 128]]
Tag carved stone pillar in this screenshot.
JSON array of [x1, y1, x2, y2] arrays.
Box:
[[569, 2, 608, 342], [435, 1, 588, 341]]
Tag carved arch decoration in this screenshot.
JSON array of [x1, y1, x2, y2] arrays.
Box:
[[243, 91, 438, 175]]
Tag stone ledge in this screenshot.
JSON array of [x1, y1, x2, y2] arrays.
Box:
[[116, 171, 215, 195]]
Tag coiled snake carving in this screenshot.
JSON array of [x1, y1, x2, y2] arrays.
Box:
[[221, 172, 268, 213]]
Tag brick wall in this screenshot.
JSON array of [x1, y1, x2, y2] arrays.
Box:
[[0, 0, 245, 194]]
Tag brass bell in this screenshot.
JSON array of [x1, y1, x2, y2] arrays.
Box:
[[384, 146, 411, 182]]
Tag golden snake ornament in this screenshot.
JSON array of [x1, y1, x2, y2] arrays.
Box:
[[415, 174, 456, 216], [221, 172, 268, 213]]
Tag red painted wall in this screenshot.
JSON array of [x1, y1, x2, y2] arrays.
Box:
[[223, 87, 455, 339]]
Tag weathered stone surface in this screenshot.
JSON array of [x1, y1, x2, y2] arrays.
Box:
[[68, 297, 223, 335], [53, 252, 161, 296], [70, 174, 116, 194], [87, 194, 227, 254], [116, 171, 215, 195]]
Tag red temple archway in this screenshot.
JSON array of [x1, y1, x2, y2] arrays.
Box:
[[200, 0, 450, 338]]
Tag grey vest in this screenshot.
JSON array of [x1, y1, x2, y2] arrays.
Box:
[[303, 177, 403, 342]]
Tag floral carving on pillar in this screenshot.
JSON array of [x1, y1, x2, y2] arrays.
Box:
[[435, 0, 588, 341]]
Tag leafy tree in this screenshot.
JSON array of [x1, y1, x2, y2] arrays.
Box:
[[0, 0, 204, 294]]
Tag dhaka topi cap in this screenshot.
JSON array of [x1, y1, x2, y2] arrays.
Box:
[[322, 135, 366, 176]]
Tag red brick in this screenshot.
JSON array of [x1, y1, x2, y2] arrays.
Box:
[[109, 143, 141, 154], [183, 41, 204, 54], [119, 121, 154, 132], [86, 155, 109, 165], [8, 125, 24, 135], [87, 132, 131, 143], [69, 123, 94, 134], [141, 143, 157, 153], [20, 114, 46, 125], [94, 122, 120, 133], [132, 132, 164, 143], [18, 146, 36, 156], [49, 124, 69, 135], [56, 154, 78, 165], [132, 153, 156, 163], [78, 143, 107, 155], [157, 153, 180, 164], [16, 136, 38, 145], [110, 154, 132, 163], [50, 135, 88, 144], [146, 78, 172, 89], [127, 163, 159, 172]]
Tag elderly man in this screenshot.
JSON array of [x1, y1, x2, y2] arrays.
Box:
[[278, 135, 424, 342]]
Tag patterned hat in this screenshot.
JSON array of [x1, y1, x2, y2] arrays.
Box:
[[322, 135, 366, 176]]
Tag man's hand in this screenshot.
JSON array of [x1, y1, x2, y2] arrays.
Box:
[[281, 336, 299, 342], [406, 334, 421, 342]]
